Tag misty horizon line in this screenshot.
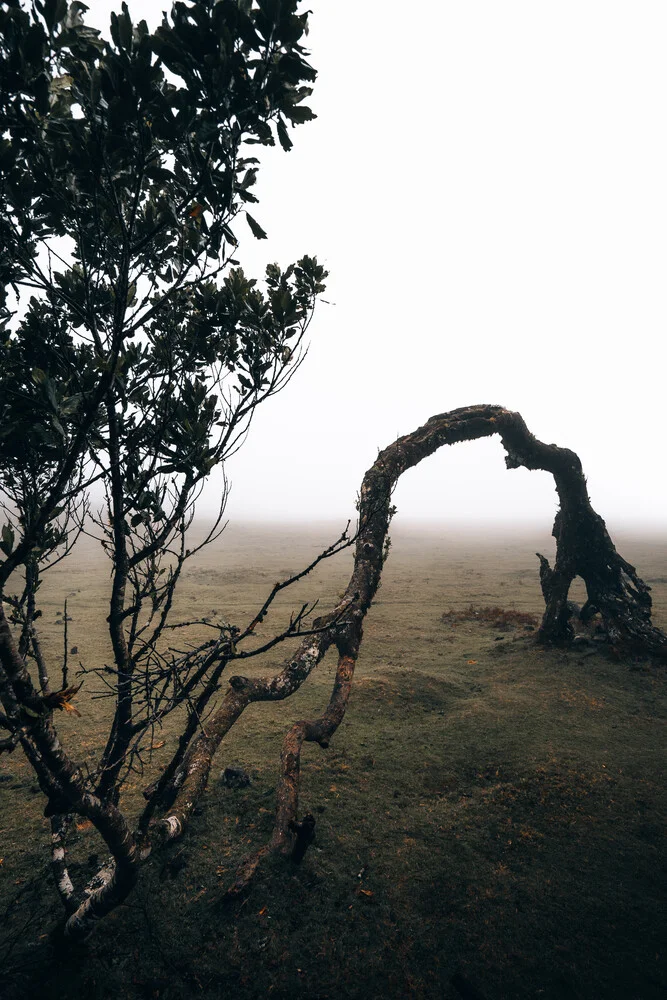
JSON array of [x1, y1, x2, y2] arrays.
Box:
[[189, 514, 667, 536]]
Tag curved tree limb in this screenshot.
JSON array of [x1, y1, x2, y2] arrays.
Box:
[[153, 627, 344, 846], [223, 648, 358, 898]]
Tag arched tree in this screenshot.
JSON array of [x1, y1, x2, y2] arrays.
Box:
[[204, 404, 667, 899]]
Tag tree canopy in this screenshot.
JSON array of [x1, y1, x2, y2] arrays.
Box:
[[0, 0, 326, 586]]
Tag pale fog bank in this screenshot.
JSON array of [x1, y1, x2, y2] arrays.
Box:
[[188, 516, 667, 543]]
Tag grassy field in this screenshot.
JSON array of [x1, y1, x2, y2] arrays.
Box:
[[1, 521, 665, 1000]]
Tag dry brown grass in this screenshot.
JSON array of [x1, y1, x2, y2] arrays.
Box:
[[441, 603, 539, 630], [1, 523, 666, 1000]]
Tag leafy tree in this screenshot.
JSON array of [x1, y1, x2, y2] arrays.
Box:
[[0, 0, 334, 938]]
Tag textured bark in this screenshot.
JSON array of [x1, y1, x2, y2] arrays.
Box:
[[0, 661, 20, 726], [153, 627, 340, 845], [490, 409, 667, 655], [25, 717, 140, 940], [0, 603, 44, 713], [0, 602, 140, 940], [223, 650, 358, 897], [50, 814, 77, 916], [155, 589, 359, 849], [152, 688, 250, 846], [61, 792, 139, 939]]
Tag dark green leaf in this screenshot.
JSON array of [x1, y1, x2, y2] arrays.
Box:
[[42, 0, 67, 31], [245, 212, 267, 240], [284, 104, 316, 125], [0, 524, 15, 556], [276, 118, 293, 151]]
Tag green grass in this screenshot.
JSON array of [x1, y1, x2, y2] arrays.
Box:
[[1, 525, 665, 999]]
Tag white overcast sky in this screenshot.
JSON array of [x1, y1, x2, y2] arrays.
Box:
[[87, 1, 667, 529]]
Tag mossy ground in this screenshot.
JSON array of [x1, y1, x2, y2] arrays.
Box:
[[1, 524, 665, 999]]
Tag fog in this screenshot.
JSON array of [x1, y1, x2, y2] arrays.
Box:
[[87, 2, 667, 530]]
